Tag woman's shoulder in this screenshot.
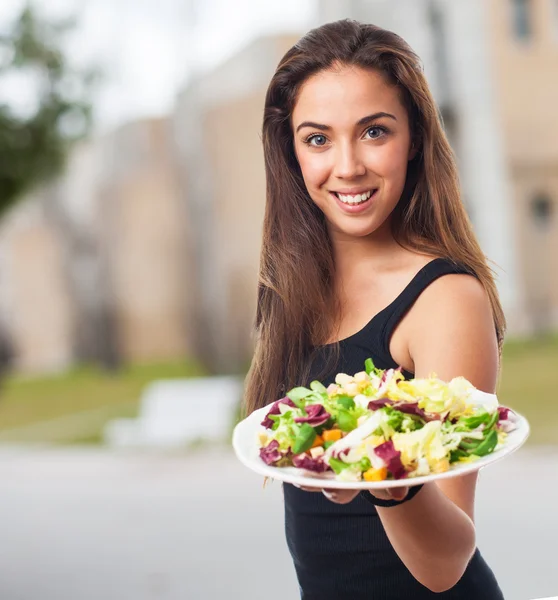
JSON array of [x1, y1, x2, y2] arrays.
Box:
[[388, 252, 493, 332], [390, 249, 441, 276], [419, 270, 489, 315], [407, 252, 490, 327], [404, 263, 498, 385], [400, 251, 471, 275], [390, 249, 477, 290]]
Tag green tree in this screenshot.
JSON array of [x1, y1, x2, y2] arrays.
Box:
[[0, 5, 97, 215]]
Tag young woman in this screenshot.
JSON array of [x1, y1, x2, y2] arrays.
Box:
[[244, 19, 506, 599]]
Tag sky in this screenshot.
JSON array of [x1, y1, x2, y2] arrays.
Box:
[[0, 0, 317, 132]]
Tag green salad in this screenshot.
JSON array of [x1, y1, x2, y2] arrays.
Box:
[[258, 359, 518, 482]]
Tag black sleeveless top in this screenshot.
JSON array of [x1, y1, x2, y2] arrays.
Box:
[[283, 258, 505, 600]]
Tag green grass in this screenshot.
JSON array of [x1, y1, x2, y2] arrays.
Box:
[[498, 335, 558, 445], [0, 360, 206, 444]]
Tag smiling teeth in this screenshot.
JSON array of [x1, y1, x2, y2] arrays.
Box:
[[337, 190, 373, 204]]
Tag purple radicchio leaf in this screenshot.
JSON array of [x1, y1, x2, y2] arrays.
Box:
[[294, 403, 331, 427], [374, 440, 407, 479], [497, 406, 518, 433], [377, 367, 403, 394], [330, 447, 350, 459], [498, 406, 511, 420], [259, 440, 283, 465], [260, 397, 296, 429], [392, 402, 442, 422], [292, 453, 330, 473], [367, 397, 392, 410]]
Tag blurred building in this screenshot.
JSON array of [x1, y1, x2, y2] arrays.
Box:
[[0, 117, 191, 374], [0, 0, 556, 376], [95, 118, 191, 364], [488, 0, 558, 332], [0, 195, 75, 373], [173, 34, 300, 373]]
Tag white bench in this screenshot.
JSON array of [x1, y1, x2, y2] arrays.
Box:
[[103, 376, 243, 449]]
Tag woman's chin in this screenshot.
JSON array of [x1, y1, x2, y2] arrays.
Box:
[[329, 219, 382, 239]]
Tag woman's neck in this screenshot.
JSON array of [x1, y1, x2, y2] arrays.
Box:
[[331, 225, 406, 290]]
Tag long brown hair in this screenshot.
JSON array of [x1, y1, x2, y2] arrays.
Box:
[[244, 19, 506, 416]]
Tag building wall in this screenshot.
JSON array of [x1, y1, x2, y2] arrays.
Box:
[[0, 117, 193, 375], [0, 199, 75, 373], [98, 118, 191, 362], [488, 0, 558, 330], [175, 34, 300, 371], [510, 168, 558, 330], [203, 89, 266, 362], [489, 0, 558, 165]]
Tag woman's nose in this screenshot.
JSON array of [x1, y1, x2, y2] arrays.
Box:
[[333, 144, 366, 179]]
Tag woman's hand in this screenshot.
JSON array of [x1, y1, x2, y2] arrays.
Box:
[[368, 486, 409, 502], [293, 484, 359, 504], [293, 484, 409, 504]]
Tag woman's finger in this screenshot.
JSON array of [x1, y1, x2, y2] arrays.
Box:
[[388, 486, 409, 501], [369, 486, 410, 502], [322, 489, 360, 504], [292, 483, 358, 503], [292, 483, 322, 492]]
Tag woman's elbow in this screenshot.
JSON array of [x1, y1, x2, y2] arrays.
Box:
[[426, 575, 463, 594], [418, 566, 467, 594], [419, 540, 477, 593]]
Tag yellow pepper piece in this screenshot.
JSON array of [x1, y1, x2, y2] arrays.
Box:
[[311, 435, 324, 449], [432, 459, 450, 473], [363, 467, 388, 482], [322, 429, 343, 442]]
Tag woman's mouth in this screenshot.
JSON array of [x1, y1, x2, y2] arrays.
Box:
[[330, 188, 378, 213]]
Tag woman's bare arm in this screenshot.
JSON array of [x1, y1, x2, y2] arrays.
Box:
[[374, 273, 499, 593]]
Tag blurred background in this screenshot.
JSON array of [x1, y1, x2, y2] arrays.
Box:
[[0, 1, 556, 599]]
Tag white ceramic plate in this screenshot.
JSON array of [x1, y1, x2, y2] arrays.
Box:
[[232, 403, 530, 489]]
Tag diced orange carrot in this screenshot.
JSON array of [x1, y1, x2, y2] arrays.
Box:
[[322, 429, 342, 442], [310, 435, 324, 449], [363, 467, 388, 482]]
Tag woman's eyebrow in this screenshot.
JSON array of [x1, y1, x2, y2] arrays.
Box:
[[295, 111, 397, 134], [357, 112, 397, 126]]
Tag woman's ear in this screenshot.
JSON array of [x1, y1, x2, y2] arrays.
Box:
[[408, 141, 419, 161]]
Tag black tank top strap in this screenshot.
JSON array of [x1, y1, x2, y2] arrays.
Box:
[[373, 257, 477, 363]]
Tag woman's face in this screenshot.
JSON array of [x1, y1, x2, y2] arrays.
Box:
[[292, 65, 415, 240]]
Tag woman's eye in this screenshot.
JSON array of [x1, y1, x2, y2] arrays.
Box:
[[365, 126, 385, 139], [307, 134, 327, 146]]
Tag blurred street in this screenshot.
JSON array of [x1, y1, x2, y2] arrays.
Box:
[[0, 445, 556, 600]]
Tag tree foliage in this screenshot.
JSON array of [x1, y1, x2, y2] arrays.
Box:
[[0, 5, 97, 215]]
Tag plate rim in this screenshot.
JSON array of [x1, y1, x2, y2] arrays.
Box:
[[232, 403, 531, 490]]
